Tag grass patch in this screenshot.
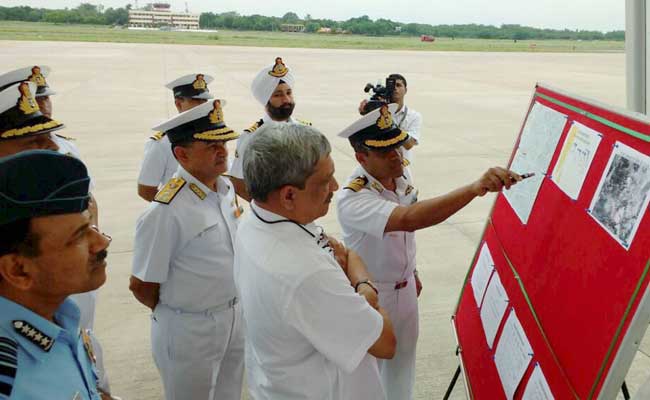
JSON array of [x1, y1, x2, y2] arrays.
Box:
[[0, 21, 625, 53]]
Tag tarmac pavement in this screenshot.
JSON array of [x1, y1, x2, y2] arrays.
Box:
[[0, 40, 640, 399]]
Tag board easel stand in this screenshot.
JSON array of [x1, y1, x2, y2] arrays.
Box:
[[445, 83, 650, 399], [442, 360, 632, 400]]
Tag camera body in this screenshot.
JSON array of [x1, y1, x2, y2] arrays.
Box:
[[361, 76, 397, 114]]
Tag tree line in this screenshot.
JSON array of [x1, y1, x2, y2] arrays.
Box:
[[0, 4, 129, 25], [0, 4, 624, 41]]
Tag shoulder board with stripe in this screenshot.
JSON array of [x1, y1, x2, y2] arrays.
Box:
[[149, 131, 165, 141], [55, 133, 76, 141], [344, 176, 368, 192], [0, 337, 17, 397], [402, 157, 411, 167], [244, 119, 264, 134], [295, 119, 312, 126], [154, 177, 186, 204]]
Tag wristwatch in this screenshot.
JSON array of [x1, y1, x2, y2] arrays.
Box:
[[354, 279, 378, 294]]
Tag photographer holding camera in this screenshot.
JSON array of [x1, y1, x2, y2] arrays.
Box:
[[359, 74, 422, 169]]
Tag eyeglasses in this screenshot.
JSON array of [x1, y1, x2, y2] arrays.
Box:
[[90, 225, 112, 244]]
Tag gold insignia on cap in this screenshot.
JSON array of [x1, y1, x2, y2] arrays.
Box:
[[193, 129, 239, 141], [364, 130, 408, 148], [154, 177, 186, 204], [192, 74, 207, 90], [28, 66, 46, 87], [268, 57, 289, 78], [17, 82, 38, 116], [376, 105, 393, 130], [189, 183, 207, 200], [344, 175, 368, 192], [208, 100, 224, 124], [1, 120, 62, 139]]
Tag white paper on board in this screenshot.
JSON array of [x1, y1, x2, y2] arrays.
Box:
[[589, 141, 650, 249], [551, 121, 602, 200], [470, 242, 495, 307], [495, 310, 534, 400], [479, 271, 509, 348], [522, 363, 554, 400], [504, 102, 567, 223]]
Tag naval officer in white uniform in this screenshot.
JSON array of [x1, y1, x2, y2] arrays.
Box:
[[137, 73, 217, 202], [337, 104, 522, 400], [130, 99, 244, 400]]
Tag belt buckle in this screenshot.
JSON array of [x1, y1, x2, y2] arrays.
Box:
[[394, 280, 408, 290]]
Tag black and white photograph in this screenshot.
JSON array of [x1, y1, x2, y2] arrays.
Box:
[[590, 142, 650, 249]]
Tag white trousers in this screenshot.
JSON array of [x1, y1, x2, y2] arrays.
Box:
[[152, 301, 245, 400], [70, 290, 111, 393], [376, 274, 419, 400]]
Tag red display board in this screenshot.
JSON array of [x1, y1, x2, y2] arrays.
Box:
[[452, 84, 650, 399]]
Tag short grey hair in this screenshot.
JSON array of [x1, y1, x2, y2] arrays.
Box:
[[243, 123, 331, 202]]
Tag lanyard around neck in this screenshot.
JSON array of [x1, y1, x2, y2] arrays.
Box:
[[251, 205, 315, 238], [396, 106, 408, 129]]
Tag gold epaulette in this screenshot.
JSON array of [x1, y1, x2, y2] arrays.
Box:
[[55, 133, 76, 141], [154, 177, 186, 204], [150, 131, 165, 141], [244, 119, 264, 133], [296, 119, 312, 126], [344, 176, 368, 192]]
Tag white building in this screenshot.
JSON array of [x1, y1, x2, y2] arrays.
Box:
[[128, 3, 199, 30]]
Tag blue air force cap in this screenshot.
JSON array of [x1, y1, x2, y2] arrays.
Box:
[[0, 150, 91, 225]]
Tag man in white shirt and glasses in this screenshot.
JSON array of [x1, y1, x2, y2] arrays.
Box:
[[234, 123, 396, 399]]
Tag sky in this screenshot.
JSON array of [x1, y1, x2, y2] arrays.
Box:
[[1, 0, 625, 32]]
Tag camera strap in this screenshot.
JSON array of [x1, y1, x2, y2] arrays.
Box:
[[396, 106, 408, 129]]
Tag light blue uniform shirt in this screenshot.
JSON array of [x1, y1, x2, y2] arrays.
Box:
[[0, 296, 101, 400]]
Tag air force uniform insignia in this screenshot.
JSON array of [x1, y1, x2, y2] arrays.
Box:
[[12, 320, 54, 352], [81, 330, 97, 364]]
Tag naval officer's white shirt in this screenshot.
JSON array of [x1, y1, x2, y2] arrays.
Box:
[[393, 105, 422, 167], [229, 114, 297, 180], [336, 166, 418, 283], [138, 134, 179, 189], [132, 166, 239, 312], [234, 202, 386, 400]]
